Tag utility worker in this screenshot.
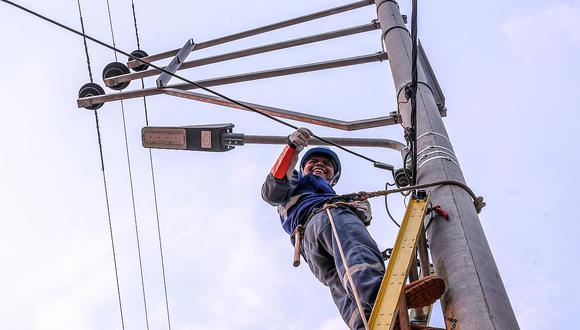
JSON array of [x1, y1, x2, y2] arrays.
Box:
[[261, 128, 445, 330]]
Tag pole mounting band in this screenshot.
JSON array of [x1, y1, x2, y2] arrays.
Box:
[[381, 25, 410, 42]]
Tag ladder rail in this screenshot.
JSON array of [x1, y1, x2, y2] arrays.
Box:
[[369, 194, 430, 329]]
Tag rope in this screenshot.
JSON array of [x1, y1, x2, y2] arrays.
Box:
[[0, 0, 391, 171], [76, 0, 125, 328], [338, 180, 486, 214], [104, 1, 151, 329], [323, 204, 370, 330], [130, 1, 173, 328]]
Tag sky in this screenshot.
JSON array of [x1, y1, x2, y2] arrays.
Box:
[[0, 0, 579, 329]]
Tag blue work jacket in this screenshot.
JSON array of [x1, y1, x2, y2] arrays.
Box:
[[261, 171, 336, 234]]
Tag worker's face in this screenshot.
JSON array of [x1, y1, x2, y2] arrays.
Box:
[[303, 155, 335, 182]]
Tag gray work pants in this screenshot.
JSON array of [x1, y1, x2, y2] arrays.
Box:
[[301, 207, 385, 330]]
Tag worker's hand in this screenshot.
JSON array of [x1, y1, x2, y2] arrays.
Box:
[[353, 200, 373, 226], [287, 127, 313, 152]]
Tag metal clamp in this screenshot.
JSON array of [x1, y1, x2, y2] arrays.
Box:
[[381, 25, 410, 43], [416, 131, 449, 142], [416, 150, 457, 163], [417, 156, 460, 170], [405, 144, 455, 156], [416, 145, 455, 157], [406, 151, 458, 165], [156, 39, 195, 87], [396, 81, 436, 102]]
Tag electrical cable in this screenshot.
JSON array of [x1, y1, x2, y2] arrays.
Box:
[[409, 0, 419, 188], [103, 1, 151, 328], [75, 0, 125, 328], [395, 0, 419, 193], [130, 1, 172, 329], [130, 0, 141, 49], [400, 148, 412, 197], [384, 182, 400, 228], [76, 0, 93, 83], [0, 0, 391, 171]]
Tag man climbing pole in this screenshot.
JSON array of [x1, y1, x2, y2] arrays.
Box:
[[261, 128, 446, 330]]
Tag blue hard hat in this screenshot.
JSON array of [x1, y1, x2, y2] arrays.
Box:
[[300, 147, 341, 185]]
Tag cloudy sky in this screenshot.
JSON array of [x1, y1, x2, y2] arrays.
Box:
[[0, 0, 578, 329]]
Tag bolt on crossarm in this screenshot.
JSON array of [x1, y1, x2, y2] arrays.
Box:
[[375, 1, 519, 329]]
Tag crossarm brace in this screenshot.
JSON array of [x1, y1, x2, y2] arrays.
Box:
[[163, 89, 400, 131]]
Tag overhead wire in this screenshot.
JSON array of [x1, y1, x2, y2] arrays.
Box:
[[130, 0, 141, 49], [103, 0, 151, 328], [76, 0, 93, 82], [75, 0, 125, 328], [0, 0, 393, 172], [130, 1, 173, 328]]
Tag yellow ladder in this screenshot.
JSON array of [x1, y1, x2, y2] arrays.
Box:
[[369, 192, 431, 330]]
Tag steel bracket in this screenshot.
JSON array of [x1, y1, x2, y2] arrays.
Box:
[[156, 39, 195, 88]]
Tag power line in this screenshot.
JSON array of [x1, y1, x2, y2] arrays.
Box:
[[103, 0, 151, 328], [75, 0, 125, 328], [130, 1, 173, 328], [1, 0, 393, 171]]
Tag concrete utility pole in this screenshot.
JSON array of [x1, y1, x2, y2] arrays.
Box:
[[375, 1, 519, 329]]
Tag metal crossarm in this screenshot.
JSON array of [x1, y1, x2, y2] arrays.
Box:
[[106, 22, 380, 87], [126, 0, 375, 68], [369, 193, 430, 329], [77, 52, 387, 109]]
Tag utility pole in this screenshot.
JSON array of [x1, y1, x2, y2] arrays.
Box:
[[62, 0, 521, 324], [375, 1, 519, 329]]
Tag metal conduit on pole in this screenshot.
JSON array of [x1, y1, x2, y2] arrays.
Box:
[[375, 1, 519, 329]]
